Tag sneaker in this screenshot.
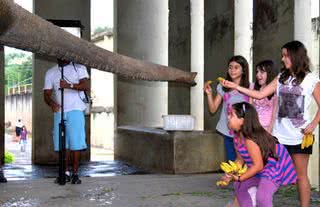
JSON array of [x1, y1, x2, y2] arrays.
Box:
[[54, 172, 71, 184], [71, 173, 82, 184]]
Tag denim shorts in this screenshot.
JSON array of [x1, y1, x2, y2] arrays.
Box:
[[53, 110, 87, 151]]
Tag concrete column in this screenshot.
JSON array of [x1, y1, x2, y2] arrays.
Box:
[[0, 46, 4, 164], [168, 0, 191, 115], [253, 0, 294, 68], [191, 0, 204, 130], [234, 0, 253, 81], [116, 0, 168, 127], [295, 0, 319, 189], [204, 0, 234, 130], [33, 0, 91, 164]]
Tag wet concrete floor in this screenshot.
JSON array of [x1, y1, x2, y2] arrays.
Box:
[[4, 133, 147, 181], [3, 160, 148, 181]]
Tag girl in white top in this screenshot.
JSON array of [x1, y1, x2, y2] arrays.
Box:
[[221, 40, 320, 207]]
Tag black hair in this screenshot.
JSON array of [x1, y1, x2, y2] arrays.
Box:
[[223, 55, 250, 92], [232, 102, 278, 165]]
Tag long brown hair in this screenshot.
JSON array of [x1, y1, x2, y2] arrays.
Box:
[[223, 55, 250, 92], [254, 60, 278, 100], [232, 102, 278, 165], [279, 40, 311, 86]]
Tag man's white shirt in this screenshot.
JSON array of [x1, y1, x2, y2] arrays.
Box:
[[43, 63, 89, 112]]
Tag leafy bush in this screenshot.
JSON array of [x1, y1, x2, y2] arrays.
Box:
[[4, 151, 14, 164]]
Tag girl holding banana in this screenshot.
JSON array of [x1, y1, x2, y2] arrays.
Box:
[[224, 102, 297, 207], [221, 41, 320, 207], [203, 55, 250, 161]]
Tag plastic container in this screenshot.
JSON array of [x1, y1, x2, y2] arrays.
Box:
[[162, 115, 195, 131]]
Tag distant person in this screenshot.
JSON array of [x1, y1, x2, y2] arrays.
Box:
[[15, 119, 23, 142], [43, 59, 89, 184], [20, 126, 28, 152]]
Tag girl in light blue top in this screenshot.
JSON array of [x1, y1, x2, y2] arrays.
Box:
[[204, 55, 250, 161]]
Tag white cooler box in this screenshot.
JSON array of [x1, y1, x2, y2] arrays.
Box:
[[162, 115, 195, 131]]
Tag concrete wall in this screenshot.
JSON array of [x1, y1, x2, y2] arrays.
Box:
[[252, 0, 294, 68], [204, 0, 234, 130], [168, 0, 191, 114], [116, 0, 168, 127], [0, 46, 4, 164], [33, 0, 91, 164], [5, 93, 32, 132], [115, 126, 225, 173]]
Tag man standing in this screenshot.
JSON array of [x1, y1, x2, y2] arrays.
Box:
[[43, 59, 89, 184]]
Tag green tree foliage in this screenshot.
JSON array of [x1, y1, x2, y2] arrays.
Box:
[[92, 26, 113, 36], [5, 52, 32, 94]]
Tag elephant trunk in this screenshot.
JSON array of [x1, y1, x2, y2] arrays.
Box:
[[0, 0, 196, 85]]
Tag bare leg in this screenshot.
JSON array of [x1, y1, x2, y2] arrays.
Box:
[[226, 197, 240, 207], [70, 150, 81, 184], [292, 153, 310, 207], [65, 150, 70, 172], [71, 150, 81, 174]]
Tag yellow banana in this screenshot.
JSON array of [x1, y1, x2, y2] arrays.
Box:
[[220, 162, 233, 173], [301, 135, 306, 149], [206, 80, 212, 85], [301, 134, 314, 149], [306, 134, 314, 148], [238, 164, 248, 176], [216, 180, 229, 187], [216, 77, 225, 82], [228, 160, 238, 172]]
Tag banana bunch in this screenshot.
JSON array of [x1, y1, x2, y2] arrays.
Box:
[[216, 160, 248, 187], [301, 133, 314, 149]]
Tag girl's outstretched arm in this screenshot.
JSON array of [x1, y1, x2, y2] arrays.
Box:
[[304, 82, 320, 134], [268, 95, 278, 133], [222, 77, 278, 100]]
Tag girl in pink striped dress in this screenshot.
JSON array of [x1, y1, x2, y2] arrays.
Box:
[[227, 102, 296, 207]]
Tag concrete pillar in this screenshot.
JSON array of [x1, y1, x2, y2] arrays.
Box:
[[295, 0, 319, 189], [116, 0, 168, 127], [191, 0, 204, 130], [204, 0, 234, 130], [234, 0, 253, 81], [168, 0, 191, 115], [33, 0, 91, 164], [253, 0, 294, 68], [0, 46, 4, 164]]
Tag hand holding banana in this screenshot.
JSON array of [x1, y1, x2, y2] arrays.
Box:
[[301, 133, 314, 149], [216, 160, 248, 187]]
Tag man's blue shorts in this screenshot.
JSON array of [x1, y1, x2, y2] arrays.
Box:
[[53, 110, 87, 151]]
